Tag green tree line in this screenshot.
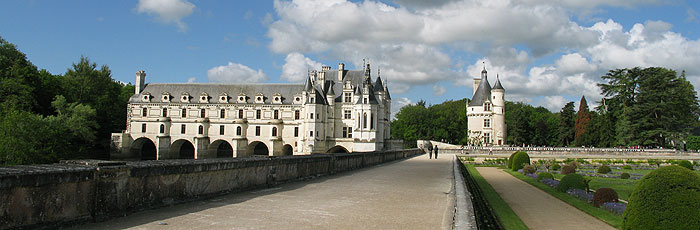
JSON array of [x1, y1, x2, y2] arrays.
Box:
[[0, 36, 134, 165], [392, 67, 700, 149]]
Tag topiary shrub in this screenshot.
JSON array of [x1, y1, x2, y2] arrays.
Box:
[[677, 160, 694, 171], [551, 163, 561, 171], [568, 161, 579, 169], [556, 173, 586, 192], [561, 164, 576, 175], [537, 172, 554, 182], [523, 165, 536, 174], [507, 152, 518, 168], [597, 165, 612, 174], [622, 165, 632, 170], [620, 172, 630, 179], [622, 165, 700, 229], [593, 188, 619, 207], [511, 151, 530, 171]]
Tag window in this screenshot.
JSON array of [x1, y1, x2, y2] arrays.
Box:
[[198, 125, 204, 135], [310, 97, 315, 103], [181, 124, 186, 134], [255, 126, 261, 136], [370, 113, 374, 129], [142, 108, 148, 117], [484, 103, 491, 111], [363, 113, 367, 128], [344, 93, 351, 102], [238, 109, 244, 119], [484, 119, 491, 128], [344, 110, 351, 119], [220, 109, 225, 118], [182, 108, 187, 118], [363, 98, 368, 104], [294, 127, 299, 137], [484, 133, 491, 145], [357, 113, 361, 128], [274, 110, 279, 119], [342, 127, 348, 138], [141, 123, 147, 132], [162, 108, 167, 117], [236, 126, 242, 135], [272, 127, 278, 137], [219, 125, 225, 135], [310, 113, 314, 119], [348, 129, 352, 138], [159, 124, 165, 133], [256, 110, 261, 119], [295, 110, 300, 120], [200, 109, 206, 118], [310, 131, 314, 137]]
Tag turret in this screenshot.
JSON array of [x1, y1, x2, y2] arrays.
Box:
[[326, 84, 335, 106], [135, 70, 146, 94], [492, 74, 505, 108]]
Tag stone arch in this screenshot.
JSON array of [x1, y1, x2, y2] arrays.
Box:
[[248, 141, 269, 156], [210, 139, 233, 158], [171, 139, 195, 159], [131, 137, 157, 160], [282, 144, 293, 156], [327, 145, 349, 154]]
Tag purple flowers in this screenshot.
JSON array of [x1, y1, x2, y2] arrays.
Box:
[[601, 202, 627, 215], [567, 188, 593, 203], [541, 178, 559, 188]]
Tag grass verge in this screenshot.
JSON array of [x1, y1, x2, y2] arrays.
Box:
[[466, 165, 528, 230], [503, 169, 622, 229]]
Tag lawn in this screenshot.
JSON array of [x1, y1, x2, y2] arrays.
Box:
[[465, 165, 528, 230]]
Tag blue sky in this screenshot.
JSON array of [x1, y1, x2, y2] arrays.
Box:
[[1, 0, 699, 115]]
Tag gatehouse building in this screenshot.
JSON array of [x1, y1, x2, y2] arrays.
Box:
[[466, 66, 506, 146], [111, 62, 397, 160]]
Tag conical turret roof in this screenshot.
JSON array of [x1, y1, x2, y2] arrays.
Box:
[[493, 74, 504, 90], [468, 74, 492, 106]]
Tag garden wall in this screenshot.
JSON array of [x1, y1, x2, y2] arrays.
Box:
[[0, 149, 422, 230]]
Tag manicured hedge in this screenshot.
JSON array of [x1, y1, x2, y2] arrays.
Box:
[[593, 188, 618, 207], [677, 160, 693, 171], [561, 164, 576, 175], [507, 152, 518, 168], [622, 165, 700, 230], [523, 165, 536, 174], [597, 165, 612, 174], [620, 172, 630, 179], [551, 163, 561, 171], [511, 151, 530, 171], [556, 174, 585, 192], [537, 172, 554, 182]]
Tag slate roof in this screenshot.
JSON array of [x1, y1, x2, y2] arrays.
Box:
[[468, 76, 492, 106], [133, 83, 304, 104], [493, 75, 504, 90]]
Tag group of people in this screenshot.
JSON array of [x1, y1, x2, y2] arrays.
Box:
[[426, 145, 439, 159]]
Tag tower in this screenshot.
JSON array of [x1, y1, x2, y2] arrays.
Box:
[[491, 74, 506, 146]]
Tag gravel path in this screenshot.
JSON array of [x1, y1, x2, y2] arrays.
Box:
[[476, 167, 616, 230], [74, 155, 454, 230]]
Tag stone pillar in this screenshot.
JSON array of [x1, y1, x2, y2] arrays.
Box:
[[194, 137, 210, 159], [232, 138, 249, 157], [156, 136, 171, 160]]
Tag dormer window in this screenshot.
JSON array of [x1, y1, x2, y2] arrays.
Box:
[[219, 93, 229, 103], [255, 93, 264, 103], [237, 93, 247, 103], [161, 93, 171, 102], [141, 93, 151, 102], [272, 93, 282, 104], [181, 93, 190, 103], [199, 93, 209, 103]]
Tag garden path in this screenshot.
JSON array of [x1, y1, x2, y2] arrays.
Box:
[[476, 167, 616, 230]]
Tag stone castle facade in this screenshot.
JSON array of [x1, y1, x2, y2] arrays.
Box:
[[111, 62, 397, 160], [466, 66, 506, 146]]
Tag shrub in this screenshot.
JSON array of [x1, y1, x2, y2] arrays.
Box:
[[593, 188, 619, 207], [597, 165, 612, 174], [556, 174, 586, 192], [511, 151, 530, 171], [622, 165, 700, 229], [677, 160, 693, 171], [523, 165, 536, 174], [561, 164, 576, 175], [620, 172, 630, 179], [507, 152, 518, 168], [568, 161, 579, 169], [551, 163, 561, 171], [622, 165, 632, 170], [537, 172, 554, 182]]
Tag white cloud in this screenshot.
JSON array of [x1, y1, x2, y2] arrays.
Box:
[[432, 85, 446, 96], [280, 53, 322, 82], [186, 77, 196, 83], [539, 96, 569, 112], [207, 62, 268, 83], [136, 0, 195, 32], [390, 97, 413, 120]]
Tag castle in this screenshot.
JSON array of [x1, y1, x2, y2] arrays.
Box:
[[111, 62, 398, 160], [466, 66, 506, 146]]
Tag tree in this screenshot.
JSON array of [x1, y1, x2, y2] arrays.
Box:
[[558, 102, 575, 146], [574, 96, 591, 145]]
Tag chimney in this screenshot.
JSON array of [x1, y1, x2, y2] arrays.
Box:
[[338, 63, 345, 81], [135, 70, 146, 94]]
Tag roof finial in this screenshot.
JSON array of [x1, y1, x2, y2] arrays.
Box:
[[482, 61, 486, 71]]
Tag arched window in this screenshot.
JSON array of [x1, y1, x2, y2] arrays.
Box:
[[370, 113, 374, 129], [142, 108, 148, 117], [363, 113, 367, 128], [162, 108, 167, 117], [198, 125, 204, 134], [220, 109, 225, 118], [200, 109, 206, 118], [272, 127, 278, 137], [236, 126, 242, 135], [160, 124, 165, 133], [357, 113, 361, 128]]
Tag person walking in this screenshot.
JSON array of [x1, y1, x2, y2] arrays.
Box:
[[434, 145, 439, 159], [427, 144, 433, 159]]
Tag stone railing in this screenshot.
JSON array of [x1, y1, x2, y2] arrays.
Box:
[[0, 149, 422, 229]]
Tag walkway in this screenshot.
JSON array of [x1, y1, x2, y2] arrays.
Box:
[[75, 155, 454, 230], [476, 167, 615, 230]]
